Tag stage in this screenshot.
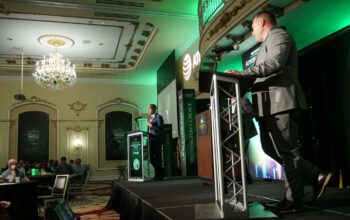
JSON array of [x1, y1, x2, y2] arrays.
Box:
[[107, 178, 350, 220]]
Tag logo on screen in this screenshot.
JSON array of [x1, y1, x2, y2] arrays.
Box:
[[133, 159, 140, 170]]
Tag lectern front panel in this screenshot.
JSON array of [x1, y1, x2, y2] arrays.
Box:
[[127, 132, 144, 181]]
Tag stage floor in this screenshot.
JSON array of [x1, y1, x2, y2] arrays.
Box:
[[108, 178, 350, 220]]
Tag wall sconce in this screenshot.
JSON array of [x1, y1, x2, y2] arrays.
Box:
[[73, 136, 82, 155]]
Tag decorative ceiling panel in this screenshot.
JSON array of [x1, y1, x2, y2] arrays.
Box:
[[0, 0, 199, 84], [0, 11, 156, 73]]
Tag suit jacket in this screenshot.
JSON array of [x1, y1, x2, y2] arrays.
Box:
[[242, 28, 307, 116], [148, 113, 164, 140]]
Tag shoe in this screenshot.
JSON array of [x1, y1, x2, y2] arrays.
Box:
[[264, 197, 286, 211], [154, 175, 164, 181], [276, 197, 287, 209], [278, 200, 303, 213], [312, 171, 332, 202]]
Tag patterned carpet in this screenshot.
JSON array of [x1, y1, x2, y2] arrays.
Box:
[[69, 182, 120, 220]]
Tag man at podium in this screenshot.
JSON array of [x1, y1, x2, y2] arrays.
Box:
[[225, 11, 332, 213], [147, 104, 164, 180]]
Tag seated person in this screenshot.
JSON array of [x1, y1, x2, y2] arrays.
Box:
[[0, 200, 11, 220], [47, 159, 59, 173], [55, 156, 74, 175], [0, 201, 10, 209], [17, 160, 27, 175], [1, 159, 29, 182], [71, 159, 85, 177], [39, 161, 50, 175]]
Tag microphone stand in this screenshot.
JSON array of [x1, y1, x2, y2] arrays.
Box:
[[212, 52, 223, 72]]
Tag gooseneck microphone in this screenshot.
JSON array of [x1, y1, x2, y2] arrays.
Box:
[[212, 44, 239, 54]]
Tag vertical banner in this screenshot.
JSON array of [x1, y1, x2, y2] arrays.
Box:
[[178, 89, 198, 176], [105, 111, 132, 160], [162, 124, 173, 177], [18, 111, 49, 162]]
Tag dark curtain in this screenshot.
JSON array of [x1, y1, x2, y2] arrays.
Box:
[[299, 26, 350, 186], [107, 181, 168, 220], [18, 111, 49, 162], [105, 111, 132, 160]]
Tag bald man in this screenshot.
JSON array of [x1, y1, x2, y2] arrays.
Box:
[[226, 11, 332, 212], [2, 159, 29, 182]]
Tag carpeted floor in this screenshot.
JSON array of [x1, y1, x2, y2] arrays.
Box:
[[69, 181, 120, 220]]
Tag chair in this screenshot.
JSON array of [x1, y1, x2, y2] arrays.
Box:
[[44, 198, 79, 220], [67, 167, 90, 200], [37, 174, 70, 215]]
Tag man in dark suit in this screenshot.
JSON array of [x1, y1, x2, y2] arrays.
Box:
[[147, 104, 164, 180], [226, 11, 332, 212]]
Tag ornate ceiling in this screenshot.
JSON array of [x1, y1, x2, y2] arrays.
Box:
[[0, 0, 199, 84]]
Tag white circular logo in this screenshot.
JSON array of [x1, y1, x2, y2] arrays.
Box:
[[133, 159, 140, 170]]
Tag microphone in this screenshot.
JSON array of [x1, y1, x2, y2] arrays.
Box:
[[212, 44, 239, 54]]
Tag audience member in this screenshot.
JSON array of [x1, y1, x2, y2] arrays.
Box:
[[48, 159, 59, 173], [55, 156, 74, 175], [0, 200, 11, 220], [71, 158, 85, 177], [17, 160, 26, 174], [1, 159, 29, 182]]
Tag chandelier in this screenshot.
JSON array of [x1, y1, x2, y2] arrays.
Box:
[[33, 35, 76, 90]]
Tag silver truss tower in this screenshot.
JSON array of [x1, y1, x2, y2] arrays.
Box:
[[210, 73, 248, 218], [196, 73, 248, 219]]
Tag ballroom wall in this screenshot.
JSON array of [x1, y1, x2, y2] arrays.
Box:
[[0, 77, 156, 180]]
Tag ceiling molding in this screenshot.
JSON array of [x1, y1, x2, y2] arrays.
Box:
[[1, 0, 197, 19]]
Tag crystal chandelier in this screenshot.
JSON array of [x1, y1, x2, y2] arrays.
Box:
[[33, 35, 76, 90]]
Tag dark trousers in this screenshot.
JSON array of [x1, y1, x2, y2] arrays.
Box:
[[149, 139, 163, 179], [257, 110, 320, 201]]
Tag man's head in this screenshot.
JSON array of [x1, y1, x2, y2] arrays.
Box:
[[18, 160, 24, 167], [61, 156, 67, 163], [148, 104, 157, 115], [7, 159, 17, 169], [251, 11, 276, 42], [75, 158, 81, 165]]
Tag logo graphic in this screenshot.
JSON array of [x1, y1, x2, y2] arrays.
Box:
[[183, 52, 201, 81], [133, 159, 140, 170], [183, 53, 192, 81]]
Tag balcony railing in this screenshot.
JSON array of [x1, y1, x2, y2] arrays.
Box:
[[198, 0, 227, 32]]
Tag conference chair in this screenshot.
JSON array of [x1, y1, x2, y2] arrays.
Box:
[[37, 174, 70, 215], [44, 198, 80, 220], [67, 167, 91, 201]]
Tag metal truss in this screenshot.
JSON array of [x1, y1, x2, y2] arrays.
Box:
[[210, 74, 248, 218]]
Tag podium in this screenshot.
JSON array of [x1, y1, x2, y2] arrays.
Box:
[[195, 70, 276, 219], [127, 131, 152, 182]]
